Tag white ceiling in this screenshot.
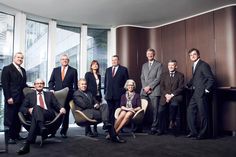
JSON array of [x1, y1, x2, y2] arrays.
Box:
[[0, 0, 236, 27]]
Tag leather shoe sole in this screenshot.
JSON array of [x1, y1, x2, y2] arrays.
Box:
[[17, 145, 30, 155], [61, 133, 68, 138], [186, 134, 197, 138]]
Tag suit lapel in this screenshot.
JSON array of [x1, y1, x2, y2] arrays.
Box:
[[10, 63, 23, 78], [193, 60, 201, 76]]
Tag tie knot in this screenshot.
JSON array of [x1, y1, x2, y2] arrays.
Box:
[[39, 92, 42, 95]]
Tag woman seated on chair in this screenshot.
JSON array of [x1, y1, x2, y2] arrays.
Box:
[[114, 79, 141, 134]]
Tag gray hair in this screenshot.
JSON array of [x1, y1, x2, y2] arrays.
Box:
[[124, 79, 136, 90]]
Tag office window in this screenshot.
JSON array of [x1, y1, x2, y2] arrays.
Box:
[[0, 12, 14, 127], [25, 20, 48, 86], [55, 25, 80, 77], [87, 28, 108, 87]]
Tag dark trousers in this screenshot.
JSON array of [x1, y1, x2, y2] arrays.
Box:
[[60, 96, 71, 134], [27, 106, 55, 143], [106, 99, 120, 125], [187, 94, 209, 136], [158, 102, 179, 132], [4, 102, 21, 140], [83, 103, 110, 123]]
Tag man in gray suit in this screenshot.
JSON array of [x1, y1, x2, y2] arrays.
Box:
[[141, 48, 163, 134]]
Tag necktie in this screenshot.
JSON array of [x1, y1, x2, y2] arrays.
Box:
[[61, 66, 65, 81], [18, 67, 23, 76], [149, 62, 152, 70], [170, 72, 174, 77], [39, 92, 45, 109], [112, 67, 115, 77]]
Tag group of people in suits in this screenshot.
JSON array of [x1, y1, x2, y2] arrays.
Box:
[[1, 47, 215, 155], [140, 48, 214, 141]]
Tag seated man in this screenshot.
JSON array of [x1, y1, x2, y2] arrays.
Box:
[[17, 79, 66, 155], [157, 60, 184, 135], [73, 78, 125, 143]]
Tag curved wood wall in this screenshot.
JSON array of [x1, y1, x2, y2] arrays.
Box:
[[116, 6, 236, 136], [117, 6, 236, 91]]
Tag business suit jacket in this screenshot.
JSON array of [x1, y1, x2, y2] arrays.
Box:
[[160, 71, 184, 106], [140, 60, 163, 96], [20, 91, 62, 115], [73, 90, 104, 120], [85, 72, 102, 102], [1, 63, 27, 104], [48, 65, 78, 97], [187, 59, 214, 97], [104, 65, 129, 100]]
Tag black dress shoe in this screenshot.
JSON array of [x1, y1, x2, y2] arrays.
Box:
[[186, 134, 197, 138], [195, 135, 206, 140], [17, 143, 30, 155], [149, 129, 157, 135], [85, 131, 95, 137], [156, 130, 164, 136], [8, 138, 17, 144], [48, 134, 56, 138], [60, 133, 67, 138], [111, 136, 126, 143]]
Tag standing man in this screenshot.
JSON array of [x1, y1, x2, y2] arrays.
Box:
[[186, 48, 214, 140], [17, 79, 66, 155], [104, 55, 129, 124], [48, 54, 78, 138], [1, 52, 27, 144], [141, 48, 163, 134], [157, 60, 184, 135]]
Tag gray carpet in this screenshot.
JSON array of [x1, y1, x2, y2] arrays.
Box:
[[1, 126, 236, 157]]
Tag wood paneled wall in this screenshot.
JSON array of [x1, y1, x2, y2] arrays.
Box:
[[116, 6, 236, 135], [117, 6, 236, 91]]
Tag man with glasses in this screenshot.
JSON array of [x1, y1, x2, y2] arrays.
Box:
[[17, 79, 66, 155]]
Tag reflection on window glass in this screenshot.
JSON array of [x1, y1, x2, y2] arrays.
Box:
[[25, 20, 48, 86], [0, 12, 14, 128], [87, 28, 108, 87], [56, 25, 80, 78]]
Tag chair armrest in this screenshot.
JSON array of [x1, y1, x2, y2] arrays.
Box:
[[114, 108, 122, 119], [75, 110, 97, 123], [18, 112, 31, 126], [46, 112, 63, 125], [132, 109, 145, 124]]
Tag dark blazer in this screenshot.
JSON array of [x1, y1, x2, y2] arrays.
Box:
[[73, 90, 98, 119], [48, 66, 78, 97], [160, 71, 184, 106], [1, 63, 27, 104], [20, 91, 62, 115], [187, 60, 215, 96], [104, 65, 129, 100], [120, 93, 141, 109], [85, 72, 102, 102]]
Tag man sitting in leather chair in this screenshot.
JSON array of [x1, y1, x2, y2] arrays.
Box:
[[17, 79, 66, 155], [73, 78, 125, 143]]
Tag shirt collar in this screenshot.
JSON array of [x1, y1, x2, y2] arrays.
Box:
[[13, 62, 21, 69]]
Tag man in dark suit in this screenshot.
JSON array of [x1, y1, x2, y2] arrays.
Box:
[[73, 79, 126, 143], [48, 54, 78, 138], [186, 48, 215, 140], [140, 48, 163, 134], [157, 60, 184, 135], [1, 52, 27, 144], [17, 79, 66, 155], [104, 55, 129, 124]]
